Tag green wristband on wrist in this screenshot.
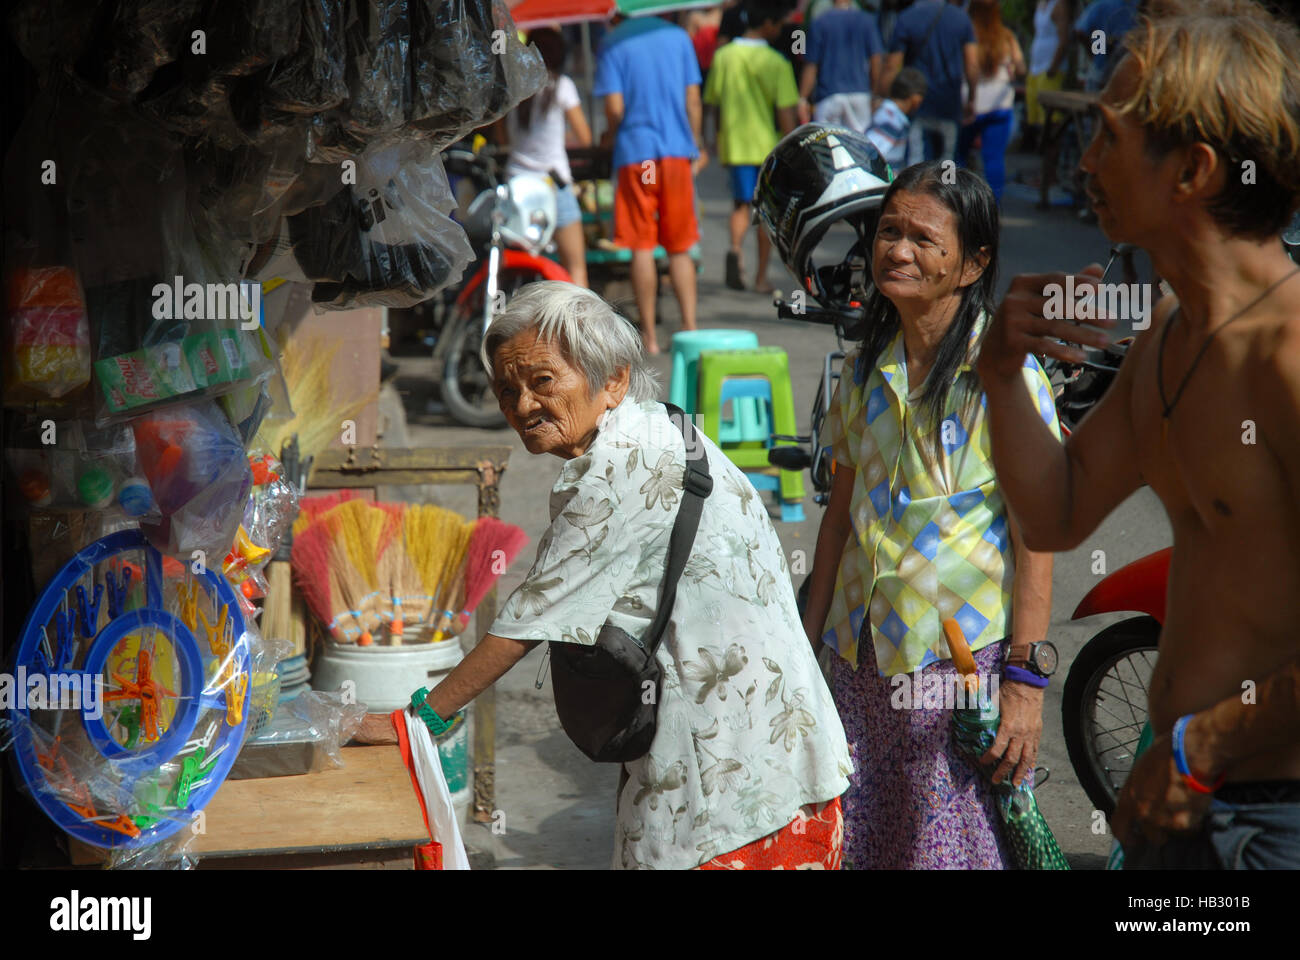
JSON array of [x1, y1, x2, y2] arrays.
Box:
[[410, 687, 454, 737]]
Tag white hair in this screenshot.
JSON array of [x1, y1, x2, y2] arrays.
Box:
[[480, 281, 661, 402]]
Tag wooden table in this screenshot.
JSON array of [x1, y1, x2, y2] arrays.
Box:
[[70, 745, 428, 868], [1036, 89, 1099, 208], [309, 445, 512, 824]]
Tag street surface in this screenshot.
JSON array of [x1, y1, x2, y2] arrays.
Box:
[[384, 150, 1171, 869]]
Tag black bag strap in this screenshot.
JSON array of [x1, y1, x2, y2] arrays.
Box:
[[641, 402, 713, 655]]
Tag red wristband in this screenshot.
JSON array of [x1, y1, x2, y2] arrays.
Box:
[[1181, 770, 1225, 795]]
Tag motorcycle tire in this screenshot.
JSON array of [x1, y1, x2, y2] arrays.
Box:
[[440, 266, 552, 429], [1061, 615, 1161, 818]]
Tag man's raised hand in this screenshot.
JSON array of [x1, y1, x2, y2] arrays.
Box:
[[978, 264, 1114, 382]]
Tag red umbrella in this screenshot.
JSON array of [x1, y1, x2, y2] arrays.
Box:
[[512, 0, 614, 28]]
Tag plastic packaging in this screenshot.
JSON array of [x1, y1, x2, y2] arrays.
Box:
[[290, 689, 366, 769], [75, 0, 205, 101], [4, 420, 162, 520], [3, 530, 254, 856], [4, 267, 92, 405], [285, 143, 474, 308], [407, 0, 548, 150], [262, 0, 351, 116], [132, 400, 254, 559], [223, 453, 300, 605]]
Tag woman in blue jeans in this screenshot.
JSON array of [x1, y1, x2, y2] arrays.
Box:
[[959, 0, 1025, 204]]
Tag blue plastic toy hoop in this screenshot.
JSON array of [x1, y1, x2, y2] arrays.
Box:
[[8, 529, 251, 850]]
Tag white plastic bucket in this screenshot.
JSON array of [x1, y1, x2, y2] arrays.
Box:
[[313, 640, 471, 823]]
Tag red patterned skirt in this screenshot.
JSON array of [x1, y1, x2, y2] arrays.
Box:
[[696, 797, 844, 870]]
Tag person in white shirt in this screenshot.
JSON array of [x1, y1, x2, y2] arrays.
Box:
[[957, 0, 1025, 203], [1024, 0, 1072, 153], [504, 28, 593, 288]]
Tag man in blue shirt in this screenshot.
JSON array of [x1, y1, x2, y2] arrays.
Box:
[[1075, 0, 1141, 92], [798, 0, 885, 132], [595, 15, 705, 355], [882, 0, 979, 163]]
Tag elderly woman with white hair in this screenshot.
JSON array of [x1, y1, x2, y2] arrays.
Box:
[[406, 281, 851, 870]]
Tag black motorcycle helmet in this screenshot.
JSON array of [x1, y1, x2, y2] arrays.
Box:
[[754, 123, 893, 307]]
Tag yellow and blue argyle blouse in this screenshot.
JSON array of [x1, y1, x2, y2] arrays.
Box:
[[823, 318, 1062, 676]]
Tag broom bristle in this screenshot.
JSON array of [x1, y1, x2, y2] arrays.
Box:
[[430, 519, 476, 637], [460, 517, 529, 624], [290, 520, 364, 642], [374, 502, 415, 641], [404, 505, 454, 630], [294, 491, 360, 534], [316, 503, 377, 643]]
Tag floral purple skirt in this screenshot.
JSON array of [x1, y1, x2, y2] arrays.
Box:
[[831, 638, 1029, 869]]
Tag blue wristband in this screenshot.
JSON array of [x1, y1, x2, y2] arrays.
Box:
[[1172, 713, 1222, 794], [1171, 714, 1194, 777], [1003, 664, 1049, 688]]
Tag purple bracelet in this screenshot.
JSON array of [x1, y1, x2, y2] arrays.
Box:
[[1003, 664, 1049, 688]]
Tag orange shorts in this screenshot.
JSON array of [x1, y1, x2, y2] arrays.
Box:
[[695, 797, 844, 870], [613, 157, 699, 254]]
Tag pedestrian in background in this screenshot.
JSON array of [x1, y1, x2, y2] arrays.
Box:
[[1023, 0, 1073, 153], [1074, 0, 1139, 92], [883, 0, 980, 163], [705, 0, 800, 292], [798, 0, 885, 130], [504, 28, 593, 288], [865, 66, 927, 169], [595, 14, 707, 354], [957, 0, 1025, 204]]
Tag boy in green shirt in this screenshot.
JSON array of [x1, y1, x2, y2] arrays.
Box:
[[704, 0, 799, 292]]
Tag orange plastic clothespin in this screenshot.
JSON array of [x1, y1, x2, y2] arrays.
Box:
[[99, 814, 142, 839], [225, 672, 247, 726], [176, 580, 199, 633]]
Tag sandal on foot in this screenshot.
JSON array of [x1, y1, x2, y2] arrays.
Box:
[[725, 251, 745, 290]]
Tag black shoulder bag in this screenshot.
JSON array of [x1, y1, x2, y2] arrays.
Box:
[[548, 403, 713, 764]]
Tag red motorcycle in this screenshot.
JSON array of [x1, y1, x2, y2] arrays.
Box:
[[1061, 548, 1168, 816], [431, 142, 572, 428]]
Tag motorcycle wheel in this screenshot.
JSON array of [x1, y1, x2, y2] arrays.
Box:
[[440, 267, 551, 429], [1061, 615, 1160, 817]]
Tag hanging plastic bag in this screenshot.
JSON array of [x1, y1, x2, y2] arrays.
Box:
[[75, 0, 205, 101], [4, 267, 92, 406], [341, 0, 413, 139], [262, 0, 351, 115], [284, 143, 474, 309], [394, 707, 470, 870], [132, 399, 254, 559]]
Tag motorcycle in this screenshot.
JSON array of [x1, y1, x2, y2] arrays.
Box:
[[420, 141, 571, 428]]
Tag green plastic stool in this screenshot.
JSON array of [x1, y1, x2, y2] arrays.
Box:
[[669, 329, 766, 443], [697, 347, 805, 515]]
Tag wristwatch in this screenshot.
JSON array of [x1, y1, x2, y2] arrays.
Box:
[[1006, 639, 1059, 678]]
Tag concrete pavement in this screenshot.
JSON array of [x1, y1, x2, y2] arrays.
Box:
[[384, 150, 1171, 869]]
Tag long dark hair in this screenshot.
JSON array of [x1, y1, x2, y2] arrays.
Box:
[[518, 28, 568, 128], [858, 161, 1000, 464]]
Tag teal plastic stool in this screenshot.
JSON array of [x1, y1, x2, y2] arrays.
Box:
[[697, 347, 805, 521], [669, 329, 766, 443], [718, 378, 806, 523]]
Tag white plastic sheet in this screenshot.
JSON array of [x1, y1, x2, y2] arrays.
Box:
[[401, 708, 470, 870]]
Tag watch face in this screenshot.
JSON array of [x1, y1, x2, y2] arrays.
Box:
[[1033, 642, 1060, 676]]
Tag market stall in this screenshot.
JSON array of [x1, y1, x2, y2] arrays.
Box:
[[1, 0, 541, 870]]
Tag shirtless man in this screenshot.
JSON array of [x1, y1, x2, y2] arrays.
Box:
[[977, 0, 1300, 868]]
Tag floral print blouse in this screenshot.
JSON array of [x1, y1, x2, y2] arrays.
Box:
[[490, 397, 852, 869]]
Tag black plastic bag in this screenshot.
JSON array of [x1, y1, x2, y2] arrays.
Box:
[[284, 143, 473, 308], [262, 0, 352, 115]]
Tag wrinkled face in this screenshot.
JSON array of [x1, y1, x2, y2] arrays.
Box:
[[1080, 57, 1178, 246], [491, 328, 628, 459], [872, 189, 983, 308]]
